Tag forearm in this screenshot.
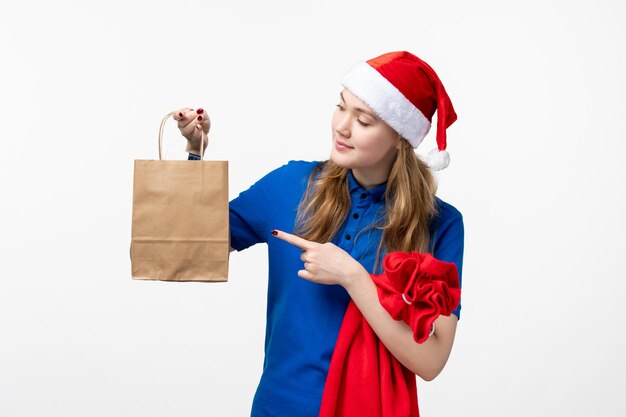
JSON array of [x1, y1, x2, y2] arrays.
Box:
[[344, 270, 458, 381]]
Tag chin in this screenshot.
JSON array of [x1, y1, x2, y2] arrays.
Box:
[[329, 151, 354, 169]]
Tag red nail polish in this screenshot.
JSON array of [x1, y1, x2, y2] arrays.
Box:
[[271, 230, 278, 236], [178, 112, 184, 118], [197, 108, 204, 114], [197, 115, 203, 121]]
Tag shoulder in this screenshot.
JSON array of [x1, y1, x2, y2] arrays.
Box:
[[245, 160, 321, 196], [257, 160, 321, 186], [428, 197, 464, 272], [278, 160, 321, 175], [429, 197, 464, 245], [433, 197, 463, 225]]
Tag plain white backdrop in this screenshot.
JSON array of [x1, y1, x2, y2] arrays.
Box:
[[1, 0, 624, 416]]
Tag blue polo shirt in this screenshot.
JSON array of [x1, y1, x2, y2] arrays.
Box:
[[224, 160, 464, 417]]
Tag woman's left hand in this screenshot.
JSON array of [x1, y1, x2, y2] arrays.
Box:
[[271, 229, 367, 288]]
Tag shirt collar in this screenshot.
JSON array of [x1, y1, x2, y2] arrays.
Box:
[[347, 170, 387, 202]]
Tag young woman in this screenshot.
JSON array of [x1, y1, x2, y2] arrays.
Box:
[[176, 51, 463, 417]]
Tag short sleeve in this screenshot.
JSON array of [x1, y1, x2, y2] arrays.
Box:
[[229, 161, 318, 252], [229, 170, 277, 252], [429, 199, 465, 318]]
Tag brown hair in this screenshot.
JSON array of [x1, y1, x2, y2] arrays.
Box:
[[294, 139, 438, 271]]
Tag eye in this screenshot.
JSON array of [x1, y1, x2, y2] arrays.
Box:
[[336, 104, 345, 111], [357, 119, 370, 127]]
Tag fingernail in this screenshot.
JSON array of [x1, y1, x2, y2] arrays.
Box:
[[196, 108, 204, 115], [197, 115, 203, 121], [271, 230, 278, 236], [178, 112, 184, 118]]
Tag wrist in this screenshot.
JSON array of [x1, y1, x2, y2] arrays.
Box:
[[343, 267, 373, 297], [185, 143, 202, 155]]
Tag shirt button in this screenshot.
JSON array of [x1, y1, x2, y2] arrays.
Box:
[[346, 234, 351, 240], [353, 213, 359, 219], [360, 193, 367, 199]]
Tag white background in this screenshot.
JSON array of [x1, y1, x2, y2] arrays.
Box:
[[1, 0, 624, 416]]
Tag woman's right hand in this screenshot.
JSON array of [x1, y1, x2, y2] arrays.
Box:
[[173, 107, 211, 156]]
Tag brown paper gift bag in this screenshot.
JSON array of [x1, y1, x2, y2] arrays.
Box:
[[130, 112, 229, 282]]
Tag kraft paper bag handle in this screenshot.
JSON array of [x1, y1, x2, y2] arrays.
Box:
[[158, 112, 208, 160]]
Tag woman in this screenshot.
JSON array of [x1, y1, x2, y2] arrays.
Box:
[[176, 51, 463, 417]]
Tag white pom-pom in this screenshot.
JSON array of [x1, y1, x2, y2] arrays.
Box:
[[426, 148, 450, 171]]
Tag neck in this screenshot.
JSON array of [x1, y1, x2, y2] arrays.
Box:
[[351, 167, 390, 189]]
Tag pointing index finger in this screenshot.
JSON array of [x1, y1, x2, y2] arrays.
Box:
[[271, 229, 315, 250]]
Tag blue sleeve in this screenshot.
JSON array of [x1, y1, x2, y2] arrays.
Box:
[[429, 200, 464, 319], [229, 161, 313, 252], [228, 173, 273, 252]]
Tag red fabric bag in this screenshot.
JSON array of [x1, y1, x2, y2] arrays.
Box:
[[319, 252, 461, 417]]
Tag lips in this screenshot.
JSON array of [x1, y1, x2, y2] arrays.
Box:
[[335, 138, 354, 149]]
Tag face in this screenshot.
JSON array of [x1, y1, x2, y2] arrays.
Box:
[[330, 88, 401, 181]]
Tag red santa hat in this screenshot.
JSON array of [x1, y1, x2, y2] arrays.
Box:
[[340, 51, 457, 170]]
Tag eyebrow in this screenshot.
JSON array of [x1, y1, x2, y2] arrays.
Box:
[[340, 92, 379, 120]]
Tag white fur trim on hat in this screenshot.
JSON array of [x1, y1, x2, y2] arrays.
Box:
[[341, 61, 431, 148]]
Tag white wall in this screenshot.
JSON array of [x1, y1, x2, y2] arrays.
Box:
[[1, 1, 624, 416]]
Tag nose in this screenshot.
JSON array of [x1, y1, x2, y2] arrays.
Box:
[[334, 111, 351, 138]]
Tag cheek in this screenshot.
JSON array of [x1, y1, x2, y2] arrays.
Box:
[[355, 130, 382, 151], [356, 129, 397, 156]]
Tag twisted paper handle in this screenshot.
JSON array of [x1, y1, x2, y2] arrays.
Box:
[[158, 111, 208, 160]]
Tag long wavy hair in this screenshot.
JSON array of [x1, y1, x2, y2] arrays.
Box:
[[294, 138, 438, 271]]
